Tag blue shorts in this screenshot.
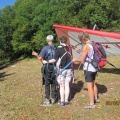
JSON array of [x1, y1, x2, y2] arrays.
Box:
[[84, 70, 97, 82]]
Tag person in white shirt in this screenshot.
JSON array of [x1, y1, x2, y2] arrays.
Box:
[[72, 32, 99, 109]]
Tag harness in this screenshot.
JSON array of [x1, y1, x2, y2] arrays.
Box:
[[41, 45, 57, 82], [44, 45, 56, 60], [57, 45, 73, 77], [45, 45, 56, 72], [84, 43, 97, 71], [57, 45, 73, 71]]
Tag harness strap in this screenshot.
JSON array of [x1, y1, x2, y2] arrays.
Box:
[[46, 45, 56, 73], [41, 64, 53, 80], [63, 46, 73, 68], [59, 48, 73, 74], [93, 42, 102, 57]]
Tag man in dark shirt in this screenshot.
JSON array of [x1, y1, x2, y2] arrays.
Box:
[[32, 35, 57, 106], [48, 36, 73, 106]]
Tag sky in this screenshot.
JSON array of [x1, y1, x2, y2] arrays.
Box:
[[0, 0, 16, 9]]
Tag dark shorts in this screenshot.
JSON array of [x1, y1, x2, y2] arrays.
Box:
[[84, 70, 97, 82]]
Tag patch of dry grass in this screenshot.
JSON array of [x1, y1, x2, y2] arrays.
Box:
[[0, 56, 120, 120]]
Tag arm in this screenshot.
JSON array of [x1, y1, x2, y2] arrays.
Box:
[[32, 51, 48, 64], [48, 59, 56, 63], [73, 45, 90, 64], [32, 51, 43, 61], [32, 47, 48, 64]]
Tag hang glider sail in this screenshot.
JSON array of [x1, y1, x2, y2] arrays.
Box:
[[53, 24, 120, 58]]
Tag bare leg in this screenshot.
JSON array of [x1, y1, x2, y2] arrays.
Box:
[[65, 82, 70, 102], [60, 84, 65, 102], [93, 81, 98, 100], [87, 82, 94, 105]]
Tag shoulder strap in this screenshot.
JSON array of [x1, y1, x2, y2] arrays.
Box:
[[61, 51, 67, 59], [57, 45, 70, 59], [45, 45, 56, 60], [63, 46, 72, 59], [93, 42, 102, 57]]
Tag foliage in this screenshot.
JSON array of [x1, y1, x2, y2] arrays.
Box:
[[0, 0, 120, 59], [0, 6, 14, 59]]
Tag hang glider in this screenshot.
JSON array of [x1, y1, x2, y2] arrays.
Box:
[[53, 24, 120, 58]]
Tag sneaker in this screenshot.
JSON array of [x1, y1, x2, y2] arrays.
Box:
[[40, 98, 52, 106], [64, 101, 70, 105], [51, 98, 56, 104], [58, 101, 65, 106]]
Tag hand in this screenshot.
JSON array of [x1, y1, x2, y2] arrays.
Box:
[[42, 60, 48, 64], [72, 58, 80, 64], [32, 51, 38, 56], [72, 59, 76, 62]]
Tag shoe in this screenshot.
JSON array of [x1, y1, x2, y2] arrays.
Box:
[[94, 99, 100, 104], [64, 101, 70, 105], [40, 98, 52, 106], [83, 104, 96, 109], [51, 98, 56, 104], [58, 101, 65, 106]]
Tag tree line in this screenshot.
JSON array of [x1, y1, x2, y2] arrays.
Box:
[[0, 0, 120, 60]]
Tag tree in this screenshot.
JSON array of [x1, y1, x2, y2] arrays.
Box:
[[0, 0, 120, 60], [0, 6, 14, 59]]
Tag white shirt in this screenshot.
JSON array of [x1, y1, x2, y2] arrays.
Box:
[[83, 44, 97, 72]]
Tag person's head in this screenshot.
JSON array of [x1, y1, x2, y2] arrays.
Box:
[[78, 32, 90, 44], [46, 35, 54, 45], [59, 36, 67, 45]]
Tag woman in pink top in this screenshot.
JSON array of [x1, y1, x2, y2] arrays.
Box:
[[73, 32, 99, 109]]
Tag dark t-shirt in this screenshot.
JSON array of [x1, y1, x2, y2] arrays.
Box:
[[54, 45, 72, 69]]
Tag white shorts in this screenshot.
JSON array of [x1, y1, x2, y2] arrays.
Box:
[[57, 69, 73, 84]]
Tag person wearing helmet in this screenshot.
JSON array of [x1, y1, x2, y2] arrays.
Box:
[[32, 35, 57, 106], [47, 36, 73, 106]]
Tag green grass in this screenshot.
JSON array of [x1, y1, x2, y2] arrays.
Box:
[[0, 56, 120, 120]]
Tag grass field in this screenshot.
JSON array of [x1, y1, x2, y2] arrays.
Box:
[[0, 56, 120, 120]]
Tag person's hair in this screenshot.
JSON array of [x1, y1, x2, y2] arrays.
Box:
[[78, 31, 90, 41], [59, 36, 67, 43]]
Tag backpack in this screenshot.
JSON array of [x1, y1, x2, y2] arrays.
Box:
[[55, 45, 72, 75], [56, 51, 67, 69], [42, 45, 57, 78], [45, 45, 56, 60], [87, 42, 107, 70]]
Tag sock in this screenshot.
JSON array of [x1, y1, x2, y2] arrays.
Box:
[[65, 99, 68, 102]]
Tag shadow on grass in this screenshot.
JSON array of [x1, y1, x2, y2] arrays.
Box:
[[74, 64, 83, 70], [0, 59, 22, 81], [83, 83, 107, 95], [99, 68, 120, 75], [70, 81, 84, 100], [0, 58, 25, 70], [0, 72, 15, 81], [96, 83, 107, 94]]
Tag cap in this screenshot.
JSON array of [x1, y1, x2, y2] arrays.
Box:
[[46, 35, 54, 41]]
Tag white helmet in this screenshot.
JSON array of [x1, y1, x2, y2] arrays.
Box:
[[46, 35, 54, 41]]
